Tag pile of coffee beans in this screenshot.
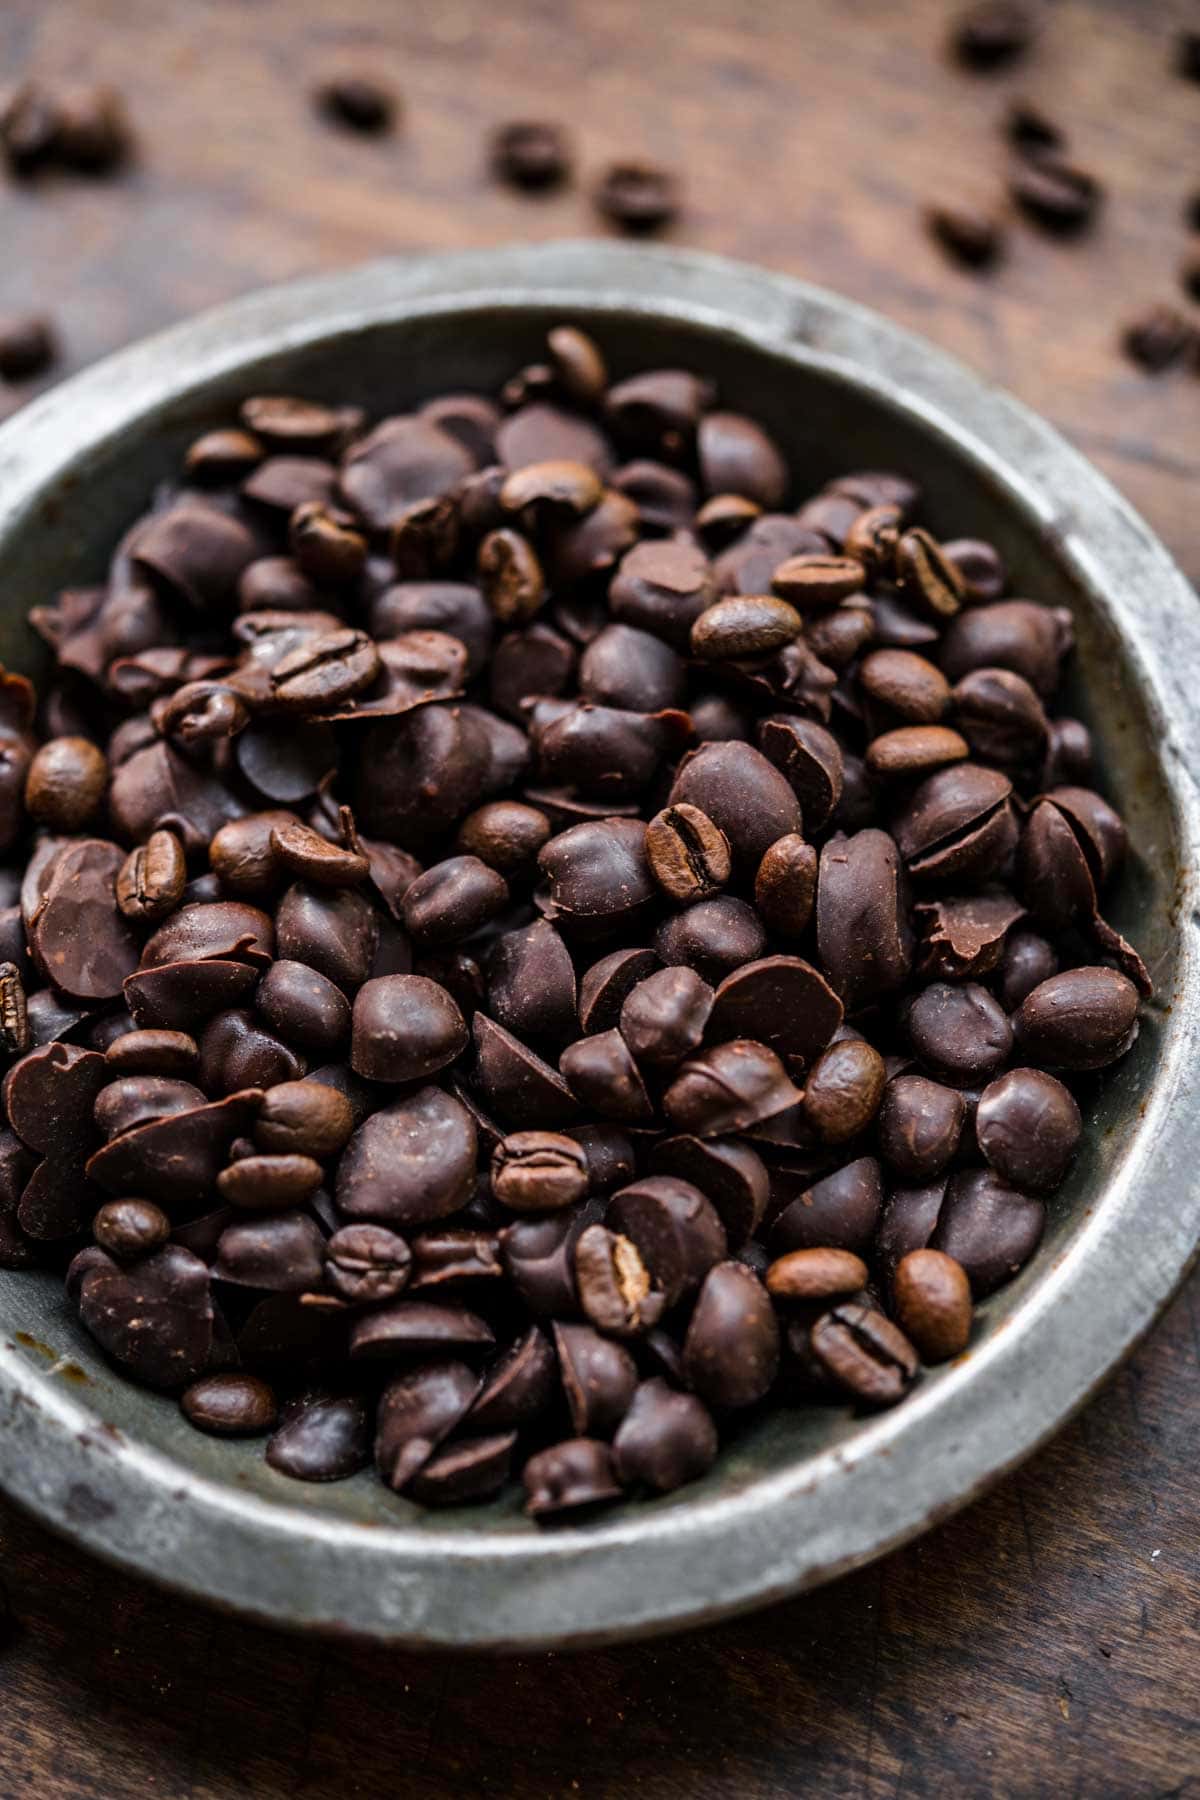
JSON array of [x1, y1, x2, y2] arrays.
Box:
[[0, 324, 1148, 1519]]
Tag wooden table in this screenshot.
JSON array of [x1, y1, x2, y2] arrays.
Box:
[[1, 2, 1198, 1793]]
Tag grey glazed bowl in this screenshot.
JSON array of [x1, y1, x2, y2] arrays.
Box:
[[0, 243, 1196, 1650]]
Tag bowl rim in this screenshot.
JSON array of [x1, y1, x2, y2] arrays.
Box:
[[0, 240, 1197, 1650]]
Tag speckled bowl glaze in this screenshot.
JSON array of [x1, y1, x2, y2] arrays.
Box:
[[0, 243, 1195, 1649]]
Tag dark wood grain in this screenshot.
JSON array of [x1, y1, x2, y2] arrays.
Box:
[[0, 1, 1198, 1794]]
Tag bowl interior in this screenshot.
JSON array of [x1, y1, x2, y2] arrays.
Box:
[[0, 295, 1177, 1545]]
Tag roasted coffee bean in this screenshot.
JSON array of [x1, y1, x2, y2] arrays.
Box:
[[683, 1261, 779, 1408], [315, 75, 396, 133], [1010, 156, 1101, 233], [1014, 967, 1139, 1070], [0, 962, 29, 1058], [951, 1, 1033, 68], [866, 724, 969, 780], [860, 649, 950, 725], [523, 1438, 622, 1516], [93, 1197, 171, 1261], [182, 1371, 278, 1436], [810, 1303, 918, 1406], [493, 1130, 589, 1212], [270, 627, 380, 711], [25, 736, 107, 829], [492, 119, 571, 188], [619, 966, 713, 1067], [477, 528, 545, 624], [350, 975, 467, 1083], [766, 1246, 869, 1302], [409, 1228, 502, 1290], [217, 1152, 323, 1211], [753, 834, 818, 938], [325, 1223, 411, 1304], [691, 594, 802, 660], [975, 1067, 1081, 1190], [0, 83, 61, 175], [644, 803, 730, 905], [1122, 306, 1195, 373], [55, 83, 132, 170], [892, 1249, 972, 1363], [252, 1080, 354, 1159], [877, 1074, 965, 1181], [574, 1223, 663, 1334], [895, 529, 964, 619], [926, 202, 1004, 269], [594, 161, 680, 232], [931, 1167, 1044, 1294], [771, 552, 865, 612], [541, 326, 607, 408], [613, 1378, 718, 1493], [270, 820, 369, 888], [802, 1037, 886, 1143], [215, 1208, 326, 1290], [0, 311, 56, 380]]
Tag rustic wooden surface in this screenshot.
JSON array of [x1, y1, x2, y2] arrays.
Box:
[[1, 1, 1198, 1794]]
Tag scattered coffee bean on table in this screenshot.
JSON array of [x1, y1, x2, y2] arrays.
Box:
[[0, 312, 56, 382], [0, 319, 1149, 1519], [925, 203, 1005, 270], [1121, 305, 1196, 373], [491, 121, 572, 190], [593, 162, 681, 233], [314, 77, 398, 136], [950, 2, 1034, 71]]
